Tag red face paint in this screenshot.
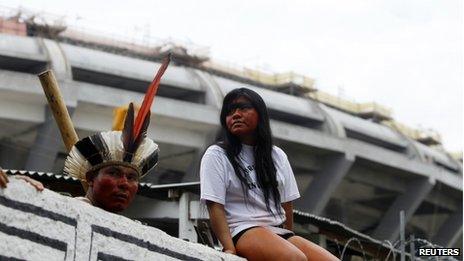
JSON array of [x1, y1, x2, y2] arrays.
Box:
[[225, 96, 259, 145], [90, 165, 139, 212]]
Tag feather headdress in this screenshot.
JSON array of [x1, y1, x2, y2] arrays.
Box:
[[64, 54, 171, 180]]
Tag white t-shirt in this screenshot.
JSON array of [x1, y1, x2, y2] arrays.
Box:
[[200, 144, 300, 237]]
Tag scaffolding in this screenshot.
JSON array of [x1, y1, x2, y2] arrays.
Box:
[[0, 15, 26, 36], [203, 60, 316, 94], [382, 120, 442, 145], [308, 91, 393, 121], [449, 151, 463, 162]]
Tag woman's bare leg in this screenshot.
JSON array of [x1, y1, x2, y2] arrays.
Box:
[[236, 227, 307, 261], [288, 236, 339, 261]]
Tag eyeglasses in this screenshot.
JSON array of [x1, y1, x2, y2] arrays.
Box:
[[226, 102, 254, 116]]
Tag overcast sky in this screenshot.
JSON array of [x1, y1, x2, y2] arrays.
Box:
[[1, 0, 462, 151]]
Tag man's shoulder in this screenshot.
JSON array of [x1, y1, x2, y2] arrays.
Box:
[[74, 196, 92, 205]]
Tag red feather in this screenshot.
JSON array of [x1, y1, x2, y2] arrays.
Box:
[[133, 54, 171, 140]]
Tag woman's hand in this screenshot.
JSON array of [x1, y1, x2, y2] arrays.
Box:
[[0, 168, 44, 191], [223, 248, 236, 255], [206, 201, 236, 255], [281, 201, 294, 231], [0, 168, 8, 188]]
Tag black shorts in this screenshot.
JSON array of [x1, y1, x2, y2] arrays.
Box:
[[232, 226, 295, 246]]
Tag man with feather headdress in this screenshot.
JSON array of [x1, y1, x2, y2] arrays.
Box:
[[65, 108, 160, 212], [0, 119, 156, 213], [64, 55, 170, 212]]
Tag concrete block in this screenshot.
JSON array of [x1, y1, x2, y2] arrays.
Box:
[[0, 179, 243, 261]]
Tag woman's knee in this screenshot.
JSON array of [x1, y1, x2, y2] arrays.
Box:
[[282, 248, 307, 261], [288, 236, 339, 261]]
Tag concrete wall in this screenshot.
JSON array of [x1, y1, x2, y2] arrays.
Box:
[[0, 179, 243, 261]]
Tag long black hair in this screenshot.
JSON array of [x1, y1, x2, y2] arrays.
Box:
[[218, 88, 281, 215]]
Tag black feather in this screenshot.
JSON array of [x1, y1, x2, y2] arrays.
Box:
[[75, 137, 103, 166], [141, 149, 159, 175], [122, 103, 135, 162], [133, 111, 150, 152], [90, 133, 110, 161]]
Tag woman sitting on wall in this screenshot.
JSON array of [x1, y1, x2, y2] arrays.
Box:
[[200, 88, 339, 260]]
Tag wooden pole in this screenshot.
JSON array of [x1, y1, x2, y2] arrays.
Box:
[[38, 70, 78, 151], [38, 70, 87, 191]]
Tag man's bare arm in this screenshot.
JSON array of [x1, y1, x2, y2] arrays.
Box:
[[0, 168, 44, 191]]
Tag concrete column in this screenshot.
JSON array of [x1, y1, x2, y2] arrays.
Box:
[[182, 68, 223, 183], [24, 107, 73, 172], [0, 139, 29, 169], [294, 153, 354, 215], [182, 150, 204, 183], [178, 192, 197, 242], [432, 205, 463, 247], [372, 177, 435, 242], [182, 130, 218, 182], [39, 38, 72, 80]]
